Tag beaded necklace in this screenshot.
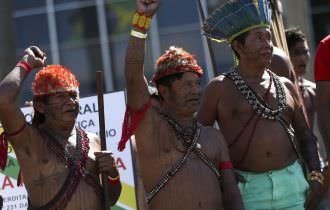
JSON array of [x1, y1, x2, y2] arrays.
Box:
[[224, 68, 287, 120], [28, 127, 102, 210], [224, 69, 302, 164]]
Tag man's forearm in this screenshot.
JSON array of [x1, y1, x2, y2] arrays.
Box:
[[124, 34, 151, 106], [299, 130, 321, 171], [0, 64, 28, 104], [109, 182, 122, 206], [221, 170, 244, 210], [125, 36, 146, 81]]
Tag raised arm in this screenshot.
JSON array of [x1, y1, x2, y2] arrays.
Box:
[[0, 46, 45, 148], [125, 0, 159, 110]]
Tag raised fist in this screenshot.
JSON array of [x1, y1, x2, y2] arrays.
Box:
[[136, 0, 159, 16], [22, 46, 46, 69]]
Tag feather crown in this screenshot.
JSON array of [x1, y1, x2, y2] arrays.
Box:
[[152, 46, 203, 83], [202, 0, 272, 43], [32, 65, 79, 96]]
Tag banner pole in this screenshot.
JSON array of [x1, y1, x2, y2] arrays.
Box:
[[96, 71, 111, 210]]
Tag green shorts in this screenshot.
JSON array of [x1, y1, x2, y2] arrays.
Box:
[[236, 160, 309, 210]]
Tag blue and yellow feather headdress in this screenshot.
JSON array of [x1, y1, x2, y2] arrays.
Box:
[[202, 0, 272, 43]]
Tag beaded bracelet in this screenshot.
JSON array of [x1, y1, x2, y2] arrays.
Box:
[[16, 61, 32, 74], [309, 170, 324, 185], [108, 173, 120, 185], [132, 11, 152, 33], [130, 30, 148, 39], [219, 161, 233, 170]]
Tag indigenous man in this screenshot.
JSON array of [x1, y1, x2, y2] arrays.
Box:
[[198, 0, 322, 209], [314, 35, 330, 209], [286, 28, 316, 128], [118, 0, 244, 209], [0, 46, 121, 209]]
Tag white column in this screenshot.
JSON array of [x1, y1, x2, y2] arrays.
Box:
[[200, 0, 215, 81], [149, 14, 161, 62], [96, 0, 114, 91], [46, 0, 60, 64]]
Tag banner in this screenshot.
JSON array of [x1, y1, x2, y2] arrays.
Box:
[[0, 91, 137, 210]]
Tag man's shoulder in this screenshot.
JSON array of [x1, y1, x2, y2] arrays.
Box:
[[200, 125, 222, 137], [84, 130, 100, 144], [206, 72, 235, 90], [278, 75, 295, 87], [302, 78, 316, 89]]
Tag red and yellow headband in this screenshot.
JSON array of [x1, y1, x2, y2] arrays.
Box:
[[32, 65, 79, 96], [152, 46, 203, 83]]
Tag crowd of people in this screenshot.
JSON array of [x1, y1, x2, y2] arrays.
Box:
[[0, 0, 329, 209]]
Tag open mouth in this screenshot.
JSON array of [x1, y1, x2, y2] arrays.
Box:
[[65, 109, 77, 113], [187, 98, 200, 103]]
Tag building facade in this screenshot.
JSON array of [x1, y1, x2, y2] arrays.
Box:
[[0, 0, 329, 104]]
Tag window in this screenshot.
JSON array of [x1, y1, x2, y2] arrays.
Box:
[[312, 12, 330, 43], [54, 0, 95, 5], [105, 0, 155, 90], [56, 6, 99, 44], [60, 44, 103, 97], [310, 0, 330, 7], [15, 14, 50, 49], [310, 1, 330, 44], [105, 1, 135, 35], [157, 0, 200, 28], [56, 6, 102, 97], [13, 0, 45, 11]]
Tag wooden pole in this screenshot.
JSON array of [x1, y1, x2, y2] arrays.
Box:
[[269, 0, 289, 54], [196, 0, 218, 78], [96, 71, 111, 210]]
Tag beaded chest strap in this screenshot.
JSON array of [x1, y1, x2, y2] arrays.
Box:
[[146, 114, 221, 204]]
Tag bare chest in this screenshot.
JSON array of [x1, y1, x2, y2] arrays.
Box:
[[25, 135, 99, 203], [219, 81, 295, 124], [139, 124, 221, 190]]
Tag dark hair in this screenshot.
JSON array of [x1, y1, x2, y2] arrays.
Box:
[[32, 95, 48, 125], [285, 27, 306, 51], [231, 31, 250, 59], [155, 73, 184, 100]]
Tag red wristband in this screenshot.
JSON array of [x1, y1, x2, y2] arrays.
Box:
[[219, 161, 233, 170], [16, 61, 32, 74]]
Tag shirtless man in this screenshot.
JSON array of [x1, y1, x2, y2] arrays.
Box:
[[119, 0, 243, 209], [198, 0, 322, 209], [0, 46, 121, 209], [286, 27, 316, 128]]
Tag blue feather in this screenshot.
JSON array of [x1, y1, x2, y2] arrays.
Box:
[[202, 0, 272, 42]]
